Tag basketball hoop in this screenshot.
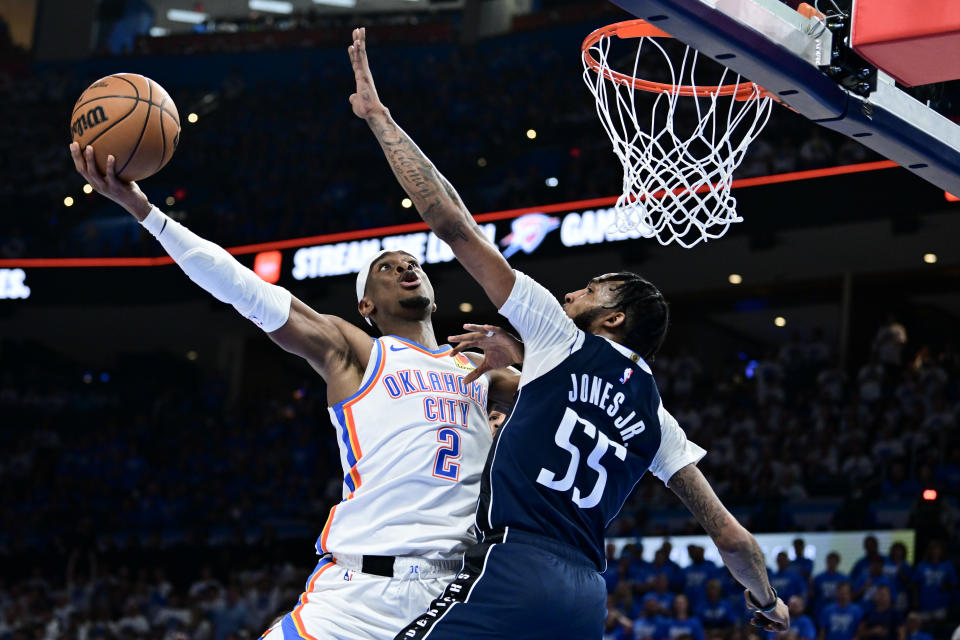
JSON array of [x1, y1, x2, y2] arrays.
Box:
[[582, 20, 775, 248]]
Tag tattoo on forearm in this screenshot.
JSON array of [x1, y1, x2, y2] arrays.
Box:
[[669, 467, 728, 537], [670, 466, 772, 595], [368, 116, 471, 243]]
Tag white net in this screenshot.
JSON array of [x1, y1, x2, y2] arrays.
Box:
[[583, 28, 774, 248]]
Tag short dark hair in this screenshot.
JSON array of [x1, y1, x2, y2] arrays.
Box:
[[596, 272, 669, 362]]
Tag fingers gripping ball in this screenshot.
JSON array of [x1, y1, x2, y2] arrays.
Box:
[[70, 74, 180, 182]]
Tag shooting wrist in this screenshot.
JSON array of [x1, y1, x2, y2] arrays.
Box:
[[747, 586, 778, 613], [125, 194, 153, 221], [364, 105, 391, 123]]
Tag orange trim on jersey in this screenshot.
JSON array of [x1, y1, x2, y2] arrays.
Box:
[[319, 505, 336, 552], [341, 405, 364, 489], [291, 560, 337, 639], [320, 343, 388, 552]]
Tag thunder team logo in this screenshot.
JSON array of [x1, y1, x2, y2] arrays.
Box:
[[499, 213, 560, 258]]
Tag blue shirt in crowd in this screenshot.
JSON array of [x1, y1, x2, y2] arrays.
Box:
[[790, 557, 814, 579], [812, 569, 848, 612], [853, 573, 897, 604], [632, 616, 664, 640], [696, 600, 738, 629], [658, 617, 705, 640], [819, 603, 864, 640], [770, 568, 807, 601], [682, 561, 718, 609], [914, 561, 958, 611], [789, 614, 817, 640]]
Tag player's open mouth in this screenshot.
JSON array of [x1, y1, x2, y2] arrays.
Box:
[[399, 272, 421, 289]]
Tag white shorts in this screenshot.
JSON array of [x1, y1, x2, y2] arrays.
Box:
[[261, 554, 461, 640]]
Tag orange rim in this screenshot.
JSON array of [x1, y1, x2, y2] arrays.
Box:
[[582, 19, 771, 101]]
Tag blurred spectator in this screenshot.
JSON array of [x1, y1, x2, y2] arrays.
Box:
[[903, 612, 934, 640], [883, 542, 914, 613], [605, 592, 635, 640], [784, 595, 816, 640], [770, 552, 807, 603], [856, 585, 900, 640], [642, 573, 675, 616], [852, 556, 898, 605], [912, 540, 957, 626], [660, 594, 706, 640], [817, 582, 863, 640], [697, 580, 737, 633], [634, 597, 667, 640], [682, 545, 718, 611], [789, 539, 814, 581], [851, 536, 886, 582]]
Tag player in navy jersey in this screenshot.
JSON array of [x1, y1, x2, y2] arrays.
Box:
[[348, 27, 789, 639]]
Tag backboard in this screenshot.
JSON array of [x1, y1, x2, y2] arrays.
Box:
[[607, 0, 960, 197]]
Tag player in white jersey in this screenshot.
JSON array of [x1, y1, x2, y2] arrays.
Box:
[[69, 145, 518, 639]]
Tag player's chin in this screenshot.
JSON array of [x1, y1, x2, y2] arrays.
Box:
[[397, 294, 432, 311]]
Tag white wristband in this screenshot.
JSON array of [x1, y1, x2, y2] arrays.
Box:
[[140, 206, 167, 236]]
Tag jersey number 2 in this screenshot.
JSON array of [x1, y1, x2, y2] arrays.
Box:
[[433, 427, 461, 481], [536, 407, 627, 509]]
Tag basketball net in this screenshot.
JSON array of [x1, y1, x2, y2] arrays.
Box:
[[582, 23, 774, 248]]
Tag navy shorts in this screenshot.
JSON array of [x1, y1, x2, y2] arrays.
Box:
[[394, 528, 606, 640]]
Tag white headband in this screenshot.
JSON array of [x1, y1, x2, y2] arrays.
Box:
[[356, 249, 392, 326]]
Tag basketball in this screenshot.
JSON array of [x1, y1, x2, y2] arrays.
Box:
[[70, 73, 180, 182]]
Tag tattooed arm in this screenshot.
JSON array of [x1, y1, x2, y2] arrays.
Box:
[[348, 27, 516, 308], [668, 463, 790, 632]]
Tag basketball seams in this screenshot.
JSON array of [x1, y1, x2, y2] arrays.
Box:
[[158, 92, 168, 172], [74, 74, 141, 150], [116, 78, 153, 179], [72, 95, 177, 117], [72, 73, 180, 181]]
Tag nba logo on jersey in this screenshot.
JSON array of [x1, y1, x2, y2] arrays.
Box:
[[620, 368, 633, 384]]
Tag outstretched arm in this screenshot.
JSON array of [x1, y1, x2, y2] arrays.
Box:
[[348, 27, 516, 309], [69, 143, 373, 403], [667, 463, 789, 632]]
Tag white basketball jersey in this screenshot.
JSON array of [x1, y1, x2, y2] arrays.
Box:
[[318, 335, 493, 561]]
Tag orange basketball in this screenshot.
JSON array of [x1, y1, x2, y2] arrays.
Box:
[[70, 73, 180, 182]]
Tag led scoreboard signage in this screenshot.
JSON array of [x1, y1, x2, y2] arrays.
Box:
[[0, 160, 939, 305], [0, 269, 31, 300], [290, 225, 498, 280], [287, 207, 651, 282]]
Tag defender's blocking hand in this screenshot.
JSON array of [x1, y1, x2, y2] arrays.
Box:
[[348, 27, 387, 120], [449, 324, 524, 385], [69, 142, 151, 220]]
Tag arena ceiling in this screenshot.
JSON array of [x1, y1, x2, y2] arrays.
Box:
[[143, 0, 465, 34]]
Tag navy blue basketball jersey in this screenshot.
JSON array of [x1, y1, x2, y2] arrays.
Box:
[[477, 271, 705, 570]]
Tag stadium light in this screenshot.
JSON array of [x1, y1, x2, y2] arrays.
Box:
[[923, 253, 938, 264], [149, 27, 169, 37], [249, 0, 294, 13], [166, 9, 208, 24], [923, 489, 937, 501], [477, 158, 487, 167], [728, 273, 742, 284], [526, 129, 537, 140], [545, 177, 559, 187], [186, 350, 199, 361], [83, 184, 93, 194], [63, 196, 74, 207], [165, 196, 176, 206], [312, 0, 357, 7], [459, 302, 473, 313], [187, 113, 199, 124], [401, 198, 413, 209], [774, 316, 786, 327]]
